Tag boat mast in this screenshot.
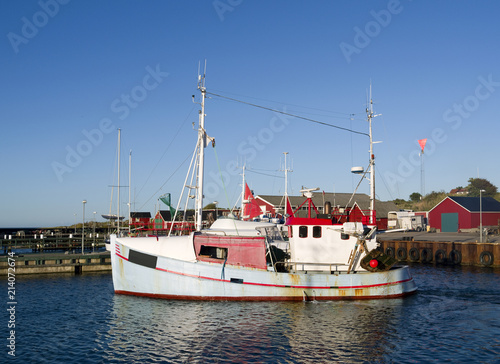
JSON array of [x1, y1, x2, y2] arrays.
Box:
[[117, 128, 121, 234], [128, 149, 132, 233], [367, 86, 375, 225], [195, 64, 207, 231], [282, 152, 292, 216], [241, 164, 246, 219]]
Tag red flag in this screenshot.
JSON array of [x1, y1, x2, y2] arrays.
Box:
[[243, 183, 261, 220], [418, 138, 427, 153]]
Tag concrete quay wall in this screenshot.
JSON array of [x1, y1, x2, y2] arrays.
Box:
[[378, 238, 499, 267], [0, 252, 111, 275]]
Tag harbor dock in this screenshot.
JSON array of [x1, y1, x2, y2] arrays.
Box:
[[0, 233, 107, 253], [0, 233, 111, 275], [378, 232, 499, 267], [0, 251, 111, 275]]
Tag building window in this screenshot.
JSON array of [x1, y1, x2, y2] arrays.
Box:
[[299, 226, 308, 238], [313, 226, 322, 238]]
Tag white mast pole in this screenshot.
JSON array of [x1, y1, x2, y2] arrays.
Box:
[[279, 152, 292, 217], [195, 65, 206, 231], [283, 152, 289, 216], [241, 164, 246, 219], [129, 149, 132, 233], [117, 128, 121, 234], [367, 86, 375, 225]]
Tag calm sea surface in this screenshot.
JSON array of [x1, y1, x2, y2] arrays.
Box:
[[3, 264, 500, 363]]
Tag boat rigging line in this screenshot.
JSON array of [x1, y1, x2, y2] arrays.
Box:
[[206, 91, 369, 137], [209, 87, 357, 119], [246, 168, 284, 179]]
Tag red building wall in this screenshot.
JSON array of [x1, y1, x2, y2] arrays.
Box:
[[430, 197, 500, 231], [347, 205, 388, 230], [254, 199, 275, 216], [470, 212, 500, 227], [428, 198, 470, 230], [130, 217, 151, 229]]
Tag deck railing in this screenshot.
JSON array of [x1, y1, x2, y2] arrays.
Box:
[[275, 261, 348, 273]]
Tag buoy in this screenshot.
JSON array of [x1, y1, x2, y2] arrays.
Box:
[[369, 259, 378, 268]]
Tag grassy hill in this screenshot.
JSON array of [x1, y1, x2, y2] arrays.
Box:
[[393, 191, 500, 212]]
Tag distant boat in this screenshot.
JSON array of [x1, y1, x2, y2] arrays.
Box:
[[101, 214, 124, 221], [110, 73, 417, 301]]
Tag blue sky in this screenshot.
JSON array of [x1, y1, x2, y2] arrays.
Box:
[[2, 0, 500, 227]]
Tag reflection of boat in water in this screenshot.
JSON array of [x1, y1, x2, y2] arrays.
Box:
[[110, 73, 417, 300], [104, 295, 403, 362]]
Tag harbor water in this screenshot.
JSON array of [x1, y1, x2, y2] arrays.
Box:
[[3, 264, 500, 363]]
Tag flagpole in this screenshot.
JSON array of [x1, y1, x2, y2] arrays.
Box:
[[418, 139, 427, 197], [421, 150, 425, 196]]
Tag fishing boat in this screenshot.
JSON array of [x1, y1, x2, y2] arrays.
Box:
[[110, 73, 417, 301]]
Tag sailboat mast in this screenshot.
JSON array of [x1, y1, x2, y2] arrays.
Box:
[[129, 149, 132, 233], [117, 128, 121, 234], [195, 68, 206, 231]]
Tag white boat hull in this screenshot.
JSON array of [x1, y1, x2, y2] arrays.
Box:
[[111, 235, 417, 301]]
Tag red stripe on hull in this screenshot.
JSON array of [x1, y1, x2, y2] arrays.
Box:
[[116, 253, 128, 261], [114, 289, 416, 301]]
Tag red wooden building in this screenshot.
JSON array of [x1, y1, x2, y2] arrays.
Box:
[[428, 196, 500, 232], [130, 212, 151, 231], [152, 210, 195, 234]]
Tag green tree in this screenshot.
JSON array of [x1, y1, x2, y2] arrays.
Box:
[[410, 192, 422, 202], [466, 178, 497, 197]]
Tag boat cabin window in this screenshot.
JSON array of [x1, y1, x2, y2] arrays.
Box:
[[313, 226, 322, 238], [199, 245, 228, 260], [299, 226, 308, 238]]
